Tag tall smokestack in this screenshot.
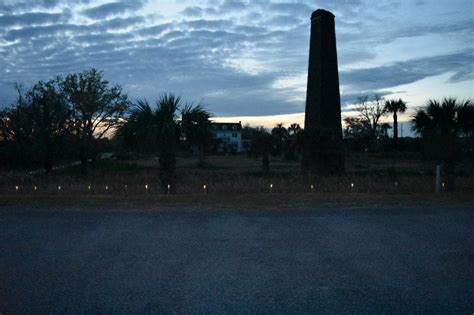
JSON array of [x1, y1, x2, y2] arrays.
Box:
[[303, 9, 344, 174]]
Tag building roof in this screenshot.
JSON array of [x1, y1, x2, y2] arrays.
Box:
[[210, 122, 242, 131]]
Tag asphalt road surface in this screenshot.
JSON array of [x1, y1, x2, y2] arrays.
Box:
[[0, 206, 473, 313]]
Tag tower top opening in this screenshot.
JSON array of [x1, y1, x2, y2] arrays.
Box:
[[311, 9, 335, 20]]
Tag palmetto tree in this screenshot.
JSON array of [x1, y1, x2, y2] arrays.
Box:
[[156, 93, 181, 193], [271, 123, 288, 155], [412, 98, 473, 137], [251, 127, 273, 173], [180, 103, 212, 164], [384, 98, 407, 145], [412, 98, 473, 191], [117, 100, 158, 153]]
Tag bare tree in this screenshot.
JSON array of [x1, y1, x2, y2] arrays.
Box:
[[355, 94, 388, 139]]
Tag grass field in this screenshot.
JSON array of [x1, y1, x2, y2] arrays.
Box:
[[1, 153, 473, 198]]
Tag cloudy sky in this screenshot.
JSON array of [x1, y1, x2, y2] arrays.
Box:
[[0, 0, 473, 129]]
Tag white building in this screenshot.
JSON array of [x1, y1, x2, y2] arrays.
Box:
[[210, 122, 245, 153]]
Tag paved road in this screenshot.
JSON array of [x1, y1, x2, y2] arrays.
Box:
[[0, 207, 473, 313]]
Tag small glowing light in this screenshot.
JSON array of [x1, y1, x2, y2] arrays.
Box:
[[145, 184, 148, 190], [394, 181, 398, 186], [442, 182, 445, 187], [270, 184, 273, 189], [203, 184, 207, 190], [88, 185, 91, 190], [34, 186, 37, 191], [167, 184, 170, 189], [310, 184, 314, 190], [58, 185, 61, 191], [124, 185, 127, 189], [105, 185, 109, 190], [351, 183, 354, 188], [15, 185, 19, 191]]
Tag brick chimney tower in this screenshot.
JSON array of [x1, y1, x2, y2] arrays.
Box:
[[303, 9, 344, 174]]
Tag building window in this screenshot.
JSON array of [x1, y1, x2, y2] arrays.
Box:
[[232, 133, 237, 138], [222, 125, 227, 130], [232, 125, 237, 130]]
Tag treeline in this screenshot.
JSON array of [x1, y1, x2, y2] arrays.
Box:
[[343, 94, 473, 154], [0, 69, 214, 182], [1, 68, 473, 187], [1, 69, 128, 174]]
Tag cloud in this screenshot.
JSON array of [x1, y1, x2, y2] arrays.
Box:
[[181, 6, 203, 17], [4, 24, 91, 41], [73, 32, 134, 45], [340, 51, 473, 91], [0, 0, 60, 12], [0, 0, 472, 118], [81, 1, 145, 19], [184, 19, 233, 30], [266, 2, 312, 17], [0, 12, 69, 28], [266, 15, 303, 28], [100, 16, 145, 30], [138, 23, 171, 37], [220, 0, 247, 12], [0, 0, 92, 13]]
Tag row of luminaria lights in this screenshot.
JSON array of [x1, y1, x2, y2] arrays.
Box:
[[10, 181, 445, 193]]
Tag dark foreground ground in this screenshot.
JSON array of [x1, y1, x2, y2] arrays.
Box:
[[0, 203, 473, 313]]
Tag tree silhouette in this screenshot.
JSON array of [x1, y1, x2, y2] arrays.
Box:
[[355, 94, 387, 140], [384, 98, 407, 145], [180, 103, 212, 165], [155, 93, 181, 193], [284, 123, 302, 161], [250, 127, 273, 173], [271, 123, 288, 155], [344, 94, 391, 151], [116, 100, 158, 153], [288, 123, 301, 136], [412, 98, 473, 191], [412, 98, 473, 137], [62, 69, 129, 174], [24, 78, 72, 172], [0, 100, 35, 168], [0, 81, 72, 171]]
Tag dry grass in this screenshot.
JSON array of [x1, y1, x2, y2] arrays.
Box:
[[1, 154, 473, 197]]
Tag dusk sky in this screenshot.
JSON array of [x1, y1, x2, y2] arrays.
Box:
[[1, 0, 473, 129]]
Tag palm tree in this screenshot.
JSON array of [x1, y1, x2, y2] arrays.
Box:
[[271, 123, 288, 155], [180, 103, 212, 165], [412, 98, 473, 137], [116, 100, 158, 153], [284, 123, 302, 161], [156, 93, 181, 193], [248, 127, 272, 172], [384, 98, 407, 145], [288, 123, 301, 136], [412, 98, 473, 191]]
